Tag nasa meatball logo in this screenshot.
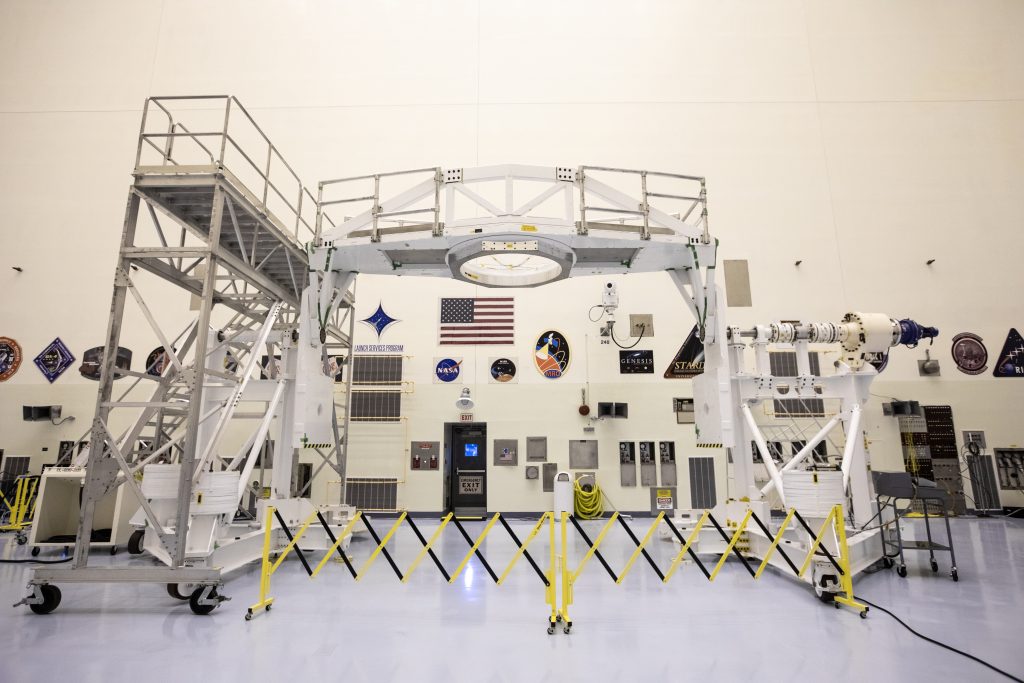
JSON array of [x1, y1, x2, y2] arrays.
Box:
[[435, 358, 462, 383], [490, 358, 517, 383], [534, 330, 570, 379], [950, 332, 988, 376], [0, 337, 23, 382]]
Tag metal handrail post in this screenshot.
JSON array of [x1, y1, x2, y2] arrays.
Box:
[[218, 98, 232, 166], [135, 99, 151, 168], [640, 170, 650, 240], [577, 167, 588, 235], [315, 182, 325, 241], [371, 175, 381, 243], [432, 168, 442, 236]]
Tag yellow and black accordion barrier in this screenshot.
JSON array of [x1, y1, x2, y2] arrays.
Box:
[[246, 504, 867, 630]]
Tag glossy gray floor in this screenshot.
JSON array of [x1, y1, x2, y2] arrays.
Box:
[[1, 516, 1021, 682]]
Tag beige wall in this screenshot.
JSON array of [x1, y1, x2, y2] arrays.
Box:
[[1, 1, 1022, 509]]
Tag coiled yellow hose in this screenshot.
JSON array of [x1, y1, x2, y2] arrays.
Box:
[[573, 477, 604, 519]]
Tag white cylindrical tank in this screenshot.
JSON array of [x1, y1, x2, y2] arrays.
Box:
[[553, 471, 573, 516]]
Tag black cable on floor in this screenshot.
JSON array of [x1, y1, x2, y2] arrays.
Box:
[[0, 557, 73, 564], [856, 595, 1023, 682]]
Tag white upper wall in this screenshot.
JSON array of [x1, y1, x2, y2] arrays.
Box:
[[1, 0, 1021, 507]]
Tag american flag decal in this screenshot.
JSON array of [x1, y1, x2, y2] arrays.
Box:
[[439, 297, 515, 345]]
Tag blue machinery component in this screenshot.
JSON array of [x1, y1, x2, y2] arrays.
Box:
[[897, 319, 939, 348]]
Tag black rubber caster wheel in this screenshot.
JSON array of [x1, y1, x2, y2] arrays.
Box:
[[546, 627, 555, 635], [897, 565, 907, 578], [29, 585, 62, 615], [16, 534, 27, 545], [882, 557, 894, 569], [860, 610, 868, 619], [555, 615, 562, 623], [563, 627, 571, 634], [245, 610, 253, 622], [127, 530, 144, 555], [951, 568, 958, 582], [833, 600, 841, 609], [109, 545, 118, 556], [31, 547, 40, 557], [265, 605, 271, 611], [188, 587, 219, 616], [167, 583, 192, 601], [930, 560, 938, 573]]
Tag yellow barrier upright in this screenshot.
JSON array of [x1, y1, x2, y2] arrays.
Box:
[[1, 476, 39, 533]]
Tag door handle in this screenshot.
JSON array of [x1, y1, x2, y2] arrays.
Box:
[[457, 469, 485, 474]]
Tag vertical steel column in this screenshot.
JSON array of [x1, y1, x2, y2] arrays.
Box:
[[73, 192, 141, 568], [171, 186, 225, 566]]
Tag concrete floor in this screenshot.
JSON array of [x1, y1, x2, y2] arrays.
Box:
[[0, 516, 1021, 683]]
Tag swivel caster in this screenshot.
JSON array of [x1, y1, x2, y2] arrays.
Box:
[[16, 533, 27, 546], [188, 587, 221, 616], [245, 610, 253, 621], [546, 627, 555, 635], [833, 600, 840, 609], [896, 565, 907, 578], [951, 568, 958, 582], [29, 585, 62, 615], [555, 615, 562, 623], [930, 559, 938, 573], [167, 583, 193, 601], [109, 546, 118, 556], [860, 610, 868, 619], [127, 530, 144, 555], [30, 547, 40, 557], [563, 622, 572, 634]]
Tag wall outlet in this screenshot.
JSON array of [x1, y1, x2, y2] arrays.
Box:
[[629, 314, 654, 338]]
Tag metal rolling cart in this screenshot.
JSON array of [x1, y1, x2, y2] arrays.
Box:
[[873, 471, 958, 581]]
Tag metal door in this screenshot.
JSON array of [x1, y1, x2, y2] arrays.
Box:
[[450, 424, 487, 516]]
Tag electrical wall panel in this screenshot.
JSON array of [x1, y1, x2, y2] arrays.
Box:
[[923, 405, 957, 459], [542, 463, 558, 492], [569, 440, 599, 469], [898, 415, 932, 479], [674, 398, 695, 424], [639, 441, 656, 486], [409, 441, 440, 471], [966, 455, 1000, 512], [493, 439, 518, 466], [526, 436, 548, 462], [931, 460, 966, 515], [525, 466, 539, 480], [659, 442, 677, 486], [619, 441, 636, 487], [995, 448, 1024, 491], [689, 457, 717, 509], [963, 431, 986, 450], [651, 486, 676, 513]]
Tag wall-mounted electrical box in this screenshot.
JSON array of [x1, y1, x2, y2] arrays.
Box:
[[525, 466, 539, 480], [629, 314, 654, 338], [597, 402, 629, 419], [659, 442, 677, 486], [494, 439, 518, 466], [619, 441, 636, 487], [673, 398, 694, 424], [639, 441, 656, 486], [410, 441, 440, 471], [542, 463, 558, 492], [569, 440, 599, 469], [526, 436, 548, 462]]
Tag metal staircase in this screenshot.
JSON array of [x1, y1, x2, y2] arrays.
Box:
[[32, 96, 355, 593]]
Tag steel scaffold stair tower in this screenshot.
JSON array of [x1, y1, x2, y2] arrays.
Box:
[[30, 96, 355, 597]]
